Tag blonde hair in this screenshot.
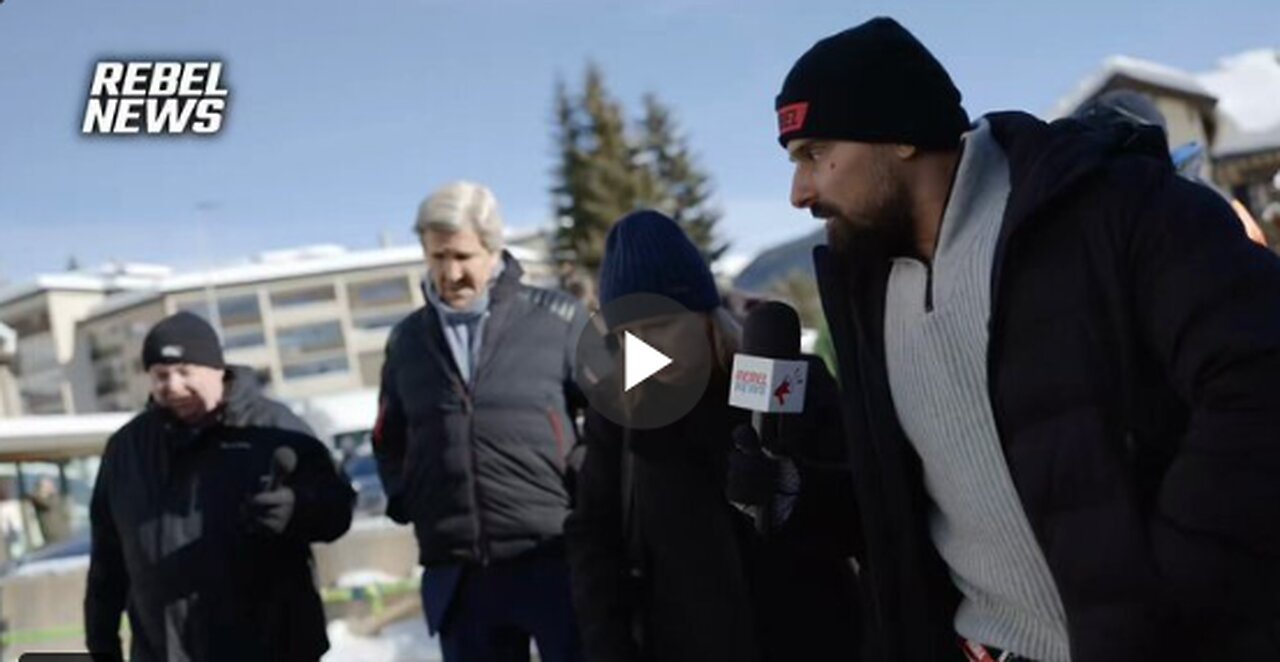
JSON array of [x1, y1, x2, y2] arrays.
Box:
[[706, 307, 741, 374], [413, 181, 505, 252]]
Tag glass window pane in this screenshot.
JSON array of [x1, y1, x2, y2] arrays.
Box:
[[282, 356, 349, 380], [352, 310, 410, 331], [276, 321, 344, 360], [223, 329, 265, 350], [348, 277, 412, 309], [270, 285, 336, 309]]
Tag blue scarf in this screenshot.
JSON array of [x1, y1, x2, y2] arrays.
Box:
[[424, 261, 504, 384]]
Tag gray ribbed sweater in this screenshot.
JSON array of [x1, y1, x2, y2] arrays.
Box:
[[883, 119, 1071, 661]]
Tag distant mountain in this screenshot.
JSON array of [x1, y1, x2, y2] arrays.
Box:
[[731, 228, 825, 294]]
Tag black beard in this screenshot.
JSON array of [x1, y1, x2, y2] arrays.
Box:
[[824, 210, 914, 259]]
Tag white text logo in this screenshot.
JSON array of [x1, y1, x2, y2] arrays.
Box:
[[83, 61, 229, 135]]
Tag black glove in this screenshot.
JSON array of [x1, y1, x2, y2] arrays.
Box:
[[727, 423, 778, 508], [250, 487, 296, 534]]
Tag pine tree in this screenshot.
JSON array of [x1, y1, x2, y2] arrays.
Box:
[[639, 94, 727, 263], [550, 65, 725, 278]]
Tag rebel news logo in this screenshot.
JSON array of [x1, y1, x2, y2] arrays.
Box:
[[82, 61, 228, 135]]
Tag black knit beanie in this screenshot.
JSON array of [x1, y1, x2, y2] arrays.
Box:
[[598, 210, 720, 327], [775, 17, 970, 150], [142, 312, 225, 370]]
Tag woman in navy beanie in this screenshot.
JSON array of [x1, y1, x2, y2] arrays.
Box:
[[564, 210, 861, 662]]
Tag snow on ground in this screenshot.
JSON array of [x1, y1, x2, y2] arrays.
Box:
[[323, 616, 442, 662], [8, 554, 89, 578], [335, 568, 404, 589]]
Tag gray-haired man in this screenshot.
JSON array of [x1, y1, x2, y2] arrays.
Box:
[[373, 181, 588, 662]]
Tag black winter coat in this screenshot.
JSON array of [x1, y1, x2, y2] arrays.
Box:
[[84, 366, 355, 662], [565, 370, 861, 662], [814, 111, 1280, 661], [373, 253, 588, 566]]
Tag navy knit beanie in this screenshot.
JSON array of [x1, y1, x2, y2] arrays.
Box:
[[776, 17, 969, 150], [142, 312, 225, 370], [598, 210, 720, 314]]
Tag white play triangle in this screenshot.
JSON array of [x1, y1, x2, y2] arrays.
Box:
[[623, 332, 673, 392]]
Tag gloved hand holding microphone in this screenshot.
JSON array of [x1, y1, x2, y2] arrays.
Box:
[[726, 301, 813, 535], [247, 446, 298, 536]]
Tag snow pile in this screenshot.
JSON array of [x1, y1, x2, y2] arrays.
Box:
[[335, 569, 403, 589], [9, 554, 90, 578], [323, 616, 442, 662]]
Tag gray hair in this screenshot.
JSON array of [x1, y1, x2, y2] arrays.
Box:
[[413, 181, 505, 253]]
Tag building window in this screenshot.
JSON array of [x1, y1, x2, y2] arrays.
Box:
[[276, 321, 345, 360], [20, 388, 64, 415], [223, 329, 266, 351], [352, 310, 410, 331], [216, 295, 262, 327], [348, 277, 412, 309], [358, 350, 383, 387], [282, 356, 349, 380], [270, 285, 336, 310], [8, 311, 51, 337]]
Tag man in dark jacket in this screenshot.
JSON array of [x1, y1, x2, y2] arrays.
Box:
[[373, 181, 587, 662], [84, 311, 355, 662], [774, 17, 1280, 662]]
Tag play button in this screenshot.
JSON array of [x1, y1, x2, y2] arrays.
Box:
[[574, 293, 714, 430], [623, 332, 671, 391]]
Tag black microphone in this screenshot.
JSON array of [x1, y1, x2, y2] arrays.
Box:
[[267, 446, 298, 491], [727, 301, 806, 534]]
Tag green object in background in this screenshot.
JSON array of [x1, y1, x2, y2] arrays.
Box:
[[813, 322, 839, 385]]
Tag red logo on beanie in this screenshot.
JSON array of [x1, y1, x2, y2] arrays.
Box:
[[777, 102, 809, 135]]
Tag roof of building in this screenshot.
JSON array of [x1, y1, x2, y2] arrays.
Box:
[[79, 241, 545, 323], [0, 412, 135, 461], [1051, 55, 1217, 118], [1198, 49, 1280, 135], [0, 263, 173, 309]]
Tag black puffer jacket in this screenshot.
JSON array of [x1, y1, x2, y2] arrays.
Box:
[[373, 253, 588, 566], [565, 367, 861, 662], [84, 366, 355, 662], [815, 111, 1280, 661]]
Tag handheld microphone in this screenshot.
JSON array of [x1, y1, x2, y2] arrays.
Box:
[[267, 446, 298, 491], [727, 301, 808, 533]]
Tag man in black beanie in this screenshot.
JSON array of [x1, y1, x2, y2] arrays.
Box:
[[770, 15, 1280, 662], [85, 311, 355, 662]]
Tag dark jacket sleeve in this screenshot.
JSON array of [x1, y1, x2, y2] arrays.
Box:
[[84, 436, 127, 659], [284, 428, 356, 544], [563, 412, 640, 662], [372, 329, 412, 524], [563, 302, 590, 484], [1129, 170, 1280, 625], [770, 356, 863, 558], [254, 400, 355, 543]]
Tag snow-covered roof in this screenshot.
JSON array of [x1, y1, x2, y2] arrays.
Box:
[[0, 274, 109, 308], [1197, 49, 1280, 135], [0, 263, 173, 308], [1051, 55, 1216, 119], [82, 242, 545, 322], [1214, 125, 1280, 159], [0, 412, 134, 460]]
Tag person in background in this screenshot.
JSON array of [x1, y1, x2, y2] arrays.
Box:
[[28, 476, 71, 546], [1074, 88, 1270, 247], [565, 210, 860, 662], [373, 181, 587, 662], [84, 312, 355, 662]]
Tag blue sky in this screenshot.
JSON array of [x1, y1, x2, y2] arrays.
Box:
[[2, 0, 1277, 282]]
